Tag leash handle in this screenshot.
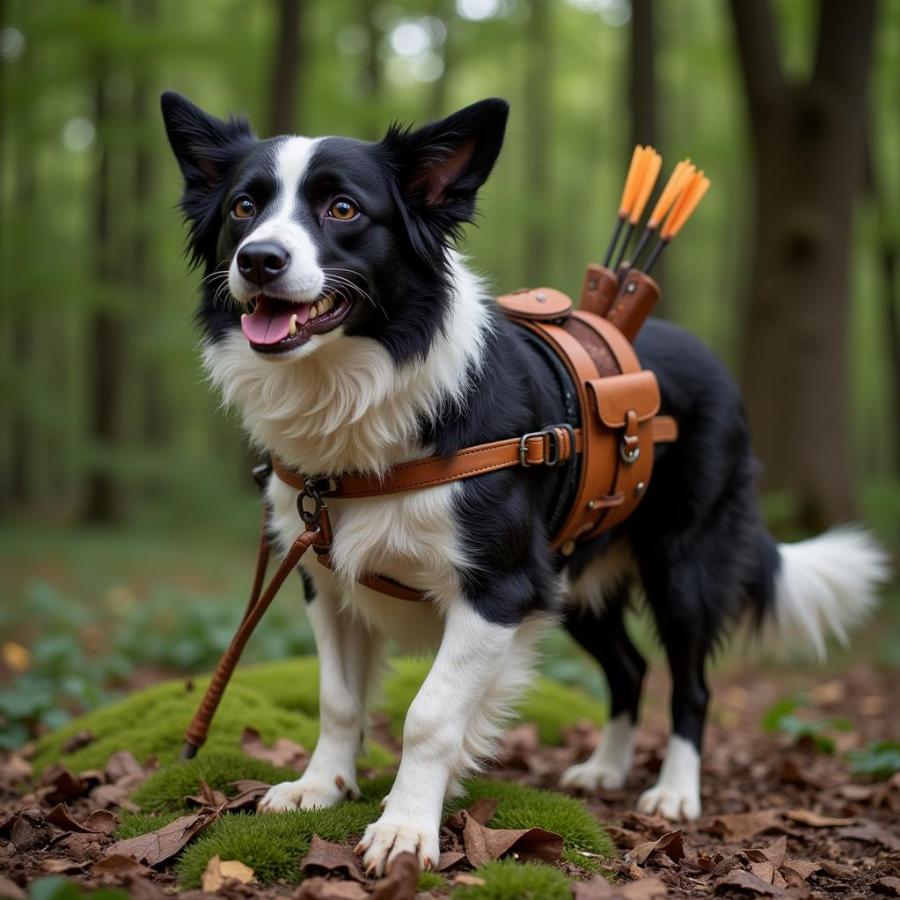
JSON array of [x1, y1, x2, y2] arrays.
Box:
[[180, 509, 320, 759]]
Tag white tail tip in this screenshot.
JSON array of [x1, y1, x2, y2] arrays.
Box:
[[773, 526, 891, 659]]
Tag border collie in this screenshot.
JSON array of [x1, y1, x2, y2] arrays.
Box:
[[161, 92, 888, 875]]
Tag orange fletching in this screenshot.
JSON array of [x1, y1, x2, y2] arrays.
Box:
[[618, 146, 648, 218], [648, 160, 695, 228], [661, 171, 710, 239], [628, 149, 662, 225]]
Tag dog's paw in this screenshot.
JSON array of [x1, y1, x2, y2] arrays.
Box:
[[257, 775, 356, 813], [637, 783, 701, 821], [354, 816, 439, 877], [559, 760, 626, 792]]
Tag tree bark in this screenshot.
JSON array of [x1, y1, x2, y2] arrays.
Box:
[[522, 0, 552, 286], [730, 0, 876, 531], [269, 0, 303, 135], [83, 50, 125, 523]]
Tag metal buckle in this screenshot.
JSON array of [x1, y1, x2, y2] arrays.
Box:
[[619, 440, 640, 464], [297, 475, 335, 527], [519, 425, 573, 467]]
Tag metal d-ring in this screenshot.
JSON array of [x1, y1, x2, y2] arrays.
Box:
[[620, 440, 640, 464]]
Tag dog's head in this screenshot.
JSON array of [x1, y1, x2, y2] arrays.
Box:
[[161, 92, 508, 364]]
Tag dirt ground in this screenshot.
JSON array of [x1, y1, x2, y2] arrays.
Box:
[[1, 662, 898, 899]]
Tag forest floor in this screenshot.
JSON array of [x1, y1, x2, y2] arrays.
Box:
[[1, 660, 899, 900]]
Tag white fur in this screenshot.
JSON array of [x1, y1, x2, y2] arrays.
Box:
[[772, 526, 889, 659], [228, 137, 326, 305], [559, 712, 635, 791], [562, 538, 634, 616], [638, 734, 701, 821], [356, 603, 548, 874]]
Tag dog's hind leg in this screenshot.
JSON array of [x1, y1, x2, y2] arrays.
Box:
[[560, 584, 645, 791], [635, 560, 711, 822], [356, 602, 542, 876], [259, 570, 383, 812]]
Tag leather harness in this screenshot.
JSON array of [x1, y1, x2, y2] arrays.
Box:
[[181, 265, 675, 755]]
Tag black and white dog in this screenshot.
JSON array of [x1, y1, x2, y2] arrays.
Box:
[[161, 93, 887, 875]]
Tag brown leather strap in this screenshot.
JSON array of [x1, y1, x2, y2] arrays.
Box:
[[271, 427, 584, 499], [652, 415, 678, 443], [181, 519, 319, 756]]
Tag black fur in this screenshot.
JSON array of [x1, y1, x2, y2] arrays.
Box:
[[161, 92, 783, 761]]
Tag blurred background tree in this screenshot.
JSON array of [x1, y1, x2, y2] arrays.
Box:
[[0, 0, 897, 749]]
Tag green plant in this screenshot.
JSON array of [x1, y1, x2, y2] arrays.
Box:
[[761, 696, 853, 754], [453, 859, 572, 900], [26, 877, 131, 900], [847, 741, 900, 779]]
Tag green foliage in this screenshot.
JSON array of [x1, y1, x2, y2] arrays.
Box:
[[453, 859, 572, 900], [761, 696, 853, 755], [26, 877, 130, 900], [417, 870, 448, 892], [176, 805, 380, 887], [130, 750, 298, 812], [847, 741, 900, 780], [460, 779, 613, 860]]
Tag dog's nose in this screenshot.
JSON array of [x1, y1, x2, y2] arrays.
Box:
[[237, 242, 290, 286]]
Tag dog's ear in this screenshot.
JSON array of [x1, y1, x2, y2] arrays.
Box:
[[160, 91, 255, 193], [381, 98, 509, 263]]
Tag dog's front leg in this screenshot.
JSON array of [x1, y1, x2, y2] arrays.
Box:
[[356, 601, 517, 876], [259, 576, 381, 812]]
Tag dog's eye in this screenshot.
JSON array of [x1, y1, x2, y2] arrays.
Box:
[[328, 199, 359, 221], [231, 197, 256, 220]]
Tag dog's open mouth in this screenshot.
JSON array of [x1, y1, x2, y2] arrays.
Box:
[[240, 293, 351, 353]]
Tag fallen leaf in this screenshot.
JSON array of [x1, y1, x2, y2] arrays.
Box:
[[185, 779, 228, 810], [106, 750, 144, 782], [621, 811, 672, 837], [201, 854, 255, 891], [461, 809, 563, 867], [44, 803, 117, 837], [785, 809, 855, 827], [240, 727, 308, 771], [745, 836, 787, 871], [370, 851, 419, 900], [61, 730, 95, 754], [41, 858, 90, 874], [295, 879, 368, 900], [1, 641, 30, 673], [92, 854, 153, 878], [445, 798, 498, 831], [223, 780, 271, 812], [437, 850, 466, 871], [572, 877, 668, 899], [454, 874, 486, 886], [83, 809, 118, 836], [707, 810, 784, 842], [838, 783, 877, 802], [0, 753, 33, 782], [105, 809, 219, 867], [626, 830, 685, 866], [839, 820, 900, 851], [605, 826, 646, 850], [0, 876, 26, 900], [780, 858, 820, 884], [301, 835, 365, 882], [40, 765, 86, 804], [872, 876, 900, 897], [714, 869, 788, 897], [1, 808, 50, 852]]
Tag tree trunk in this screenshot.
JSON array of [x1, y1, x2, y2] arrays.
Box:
[[522, 0, 552, 286], [83, 54, 125, 523], [628, 0, 665, 293], [730, 0, 876, 531], [269, 0, 303, 135]]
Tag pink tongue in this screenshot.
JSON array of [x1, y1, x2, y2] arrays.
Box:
[[241, 297, 310, 345]]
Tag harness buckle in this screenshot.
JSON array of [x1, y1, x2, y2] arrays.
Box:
[[297, 475, 336, 528], [519, 424, 574, 467]]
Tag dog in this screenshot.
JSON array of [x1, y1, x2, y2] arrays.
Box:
[[160, 92, 888, 875]]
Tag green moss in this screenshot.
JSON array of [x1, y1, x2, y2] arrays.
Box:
[[417, 870, 448, 892], [460, 779, 613, 860], [114, 810, 183, 840], [232, 658, 321, 717], [176, 803, 379, 888], [130, 750, 298, 812], [454, 859, 572, 900]]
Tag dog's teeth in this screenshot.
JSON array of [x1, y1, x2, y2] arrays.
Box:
[[288, 314, 297, 336], [309, 305, 318, 320]]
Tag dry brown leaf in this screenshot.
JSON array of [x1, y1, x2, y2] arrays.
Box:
[[460, 809, 563, 867], [445, 797, 498, 831], [185, 779, 228, 810], [0, 753, 33, 782], [626, 830, 685, 867], [370, 851, 419, 900], [572, 877, 668, 899], [707, 809, 784, 842], [714, 869, 788, 897], [92, 854, 153, 878], [839, 820, 900, 851], [83, 809, 119, 836], [105, 809, 219, 867], [437, 850, 466, 871], [61, 731, 95, 754], [605, 826, 646, 850], [785, 809, 855, 828], [745, 836, 787, 870], [295, 878, 368, 900], [105, 750, 144, 782], [454, 874, 486, 886], [224, 779, 272, 811], [300, 835, 365, 882], [240, 727, 308, 771], [872, 876, 900, 897], [41, 858, 90, 874], [621, 811, 671, 838], [780, 858, 820, 884], [40, 765, 86, 804], [0, 875, 26, 900], [201, 854, 255, 892]]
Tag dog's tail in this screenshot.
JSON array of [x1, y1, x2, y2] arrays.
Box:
[[753, 526, 890, 658]]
